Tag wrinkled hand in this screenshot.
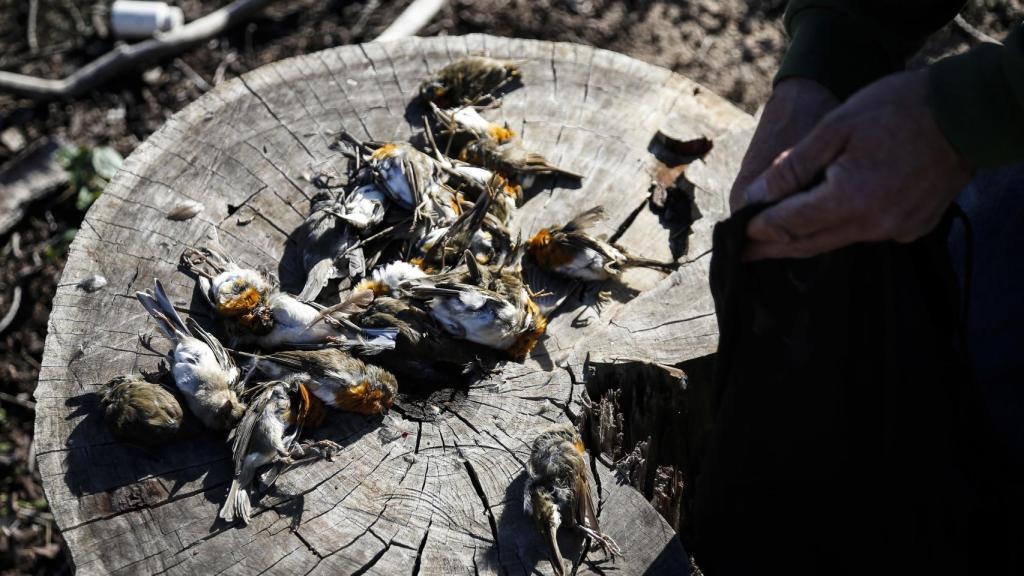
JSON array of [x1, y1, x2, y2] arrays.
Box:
[[741, 70, 972, 260], [730, 78, 839, 210]]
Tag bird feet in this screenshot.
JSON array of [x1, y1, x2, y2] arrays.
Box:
[[291, 439, 342, 462], [579, 526, 622, 558]]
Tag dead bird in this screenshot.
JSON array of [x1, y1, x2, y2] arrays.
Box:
[[182, 246, 397, 352], [525, 424, 621, 576], [219, 379, 341, 525], [418, 56, 523, 107], [100, 375, 183, 447], [355, 295, 493, 384], [461, 137, 583, 184], [136, 279, 246, 431], [527, 206, 677, 282], [402, 250, 547, 360], [249, 348, 398, 416], [295, 191, 364, 302], [430, 102, 517, 145], [354, 260, 428, 297]]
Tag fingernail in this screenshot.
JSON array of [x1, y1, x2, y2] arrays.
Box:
[[744, 178, 768, 205]]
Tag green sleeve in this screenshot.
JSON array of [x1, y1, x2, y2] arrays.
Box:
[[775, 1, 965, 99], [929, 25, 1024, 169]]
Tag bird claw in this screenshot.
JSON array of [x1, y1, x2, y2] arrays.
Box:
[[579, 526, 622, 559], [296, 439, 342, 462]]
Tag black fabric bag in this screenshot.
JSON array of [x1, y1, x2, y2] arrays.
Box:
[[693, 205, 991, 575]]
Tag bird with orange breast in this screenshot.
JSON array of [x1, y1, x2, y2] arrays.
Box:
[[219, 378, 340, 525], [249, 348, 397, 416], [181, 246, 397, 352], [527, 206, 678, 282], [401, 249, 547, 361], [525, 424, 621, 575]]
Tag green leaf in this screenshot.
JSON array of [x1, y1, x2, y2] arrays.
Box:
[[91, 146, 123, 180], [76, 186, 99, 211]]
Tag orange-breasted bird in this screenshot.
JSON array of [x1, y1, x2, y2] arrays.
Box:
[[525, 424, 621, 576], [251, 348, 398, 416], [402, 251, 547, 360], [219, 378, 341, 525], [418, 56, 523, 107], [355, 295, 494, 384], [182, 246, 398, 352], [430, 102, 517, 145], [527, 206, 678, 282], [367, 141, 461, 227]]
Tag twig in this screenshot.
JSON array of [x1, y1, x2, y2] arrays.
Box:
[[0, 285, 22, 335], [0, 0, 278, 99], [953, 14, 1001, 46], [0, 390, 35, 410], [174, 57, 212, 92], [27, 0, 40, 54], [374, 0, 446, 42]]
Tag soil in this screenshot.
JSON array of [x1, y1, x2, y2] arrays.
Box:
[[0, 1, 1017, 573]]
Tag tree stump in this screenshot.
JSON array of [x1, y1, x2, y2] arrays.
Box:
[[34, 35, 753, 575]]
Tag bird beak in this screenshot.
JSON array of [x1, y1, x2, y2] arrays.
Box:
[[544, 524, 566, 576]]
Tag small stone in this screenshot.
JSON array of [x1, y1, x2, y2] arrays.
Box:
[[0, 127, 26, 152]]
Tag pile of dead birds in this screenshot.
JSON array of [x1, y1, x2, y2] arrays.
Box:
[[99, 56, 673, 573]]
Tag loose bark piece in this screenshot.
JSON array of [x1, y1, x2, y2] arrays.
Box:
[[35, 35, 752, 575]]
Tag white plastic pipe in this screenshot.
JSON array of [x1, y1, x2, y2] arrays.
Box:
[[111, 1, 185, 39]]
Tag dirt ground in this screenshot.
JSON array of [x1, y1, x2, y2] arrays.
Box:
[[0, 1, 1017, 573]]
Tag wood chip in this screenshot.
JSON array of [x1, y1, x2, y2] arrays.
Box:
[[166, 200, 205, 221]]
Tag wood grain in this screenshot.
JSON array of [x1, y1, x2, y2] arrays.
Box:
[[35, 35, 752, 575]]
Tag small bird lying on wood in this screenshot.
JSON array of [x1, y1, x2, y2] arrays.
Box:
[[136, 279, 246, 431], [100, 375, 183, 447], [219, 379, 341, 525], [525, 424, 621, 576]]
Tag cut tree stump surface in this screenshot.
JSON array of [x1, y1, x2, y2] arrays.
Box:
[[35, 35, 753, 575]]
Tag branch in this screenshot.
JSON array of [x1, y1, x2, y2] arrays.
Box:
[[953, 14, 1002, 46], [0, 0, 277, 99], [374, 0, 446, 42]]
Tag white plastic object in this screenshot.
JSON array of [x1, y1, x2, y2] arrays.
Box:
[[110, 1, 185, 39]]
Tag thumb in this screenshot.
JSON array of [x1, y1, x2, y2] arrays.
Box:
[[742, 117, 849, 206]]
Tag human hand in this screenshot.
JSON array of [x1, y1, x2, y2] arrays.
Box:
[[729, 78, 840, 211], [741, 70, 972, 260]]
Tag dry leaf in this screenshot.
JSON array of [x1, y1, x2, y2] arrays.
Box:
[[166, 200, 205, 221]]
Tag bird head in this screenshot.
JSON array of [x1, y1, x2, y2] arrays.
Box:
[[507, 298, 548, 361]]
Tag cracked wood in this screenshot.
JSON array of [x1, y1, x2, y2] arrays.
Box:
[[35, 35, 752, 575]]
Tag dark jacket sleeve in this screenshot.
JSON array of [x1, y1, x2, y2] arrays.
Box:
[[929, 25, 1024, 169], [777, 1, 1024, 169], [775, 0, 966, 98]]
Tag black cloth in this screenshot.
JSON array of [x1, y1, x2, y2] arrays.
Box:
[[692, 205, 997, 575]]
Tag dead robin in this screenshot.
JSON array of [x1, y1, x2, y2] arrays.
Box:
[[527, 206, 678, 282], [418, 56, 523, 107], [525, 423, 621, 576], [219, 378, 341, 525]]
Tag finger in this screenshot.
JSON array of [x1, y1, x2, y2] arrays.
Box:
[[746, 181, 850, 243], [742, 223, 866, 261], [743, 117, 849, 206]]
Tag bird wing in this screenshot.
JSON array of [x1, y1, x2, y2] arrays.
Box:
[[230, 383, 274, 472], [560, 206, 606, 234], [573, 462, 602, 534], [185, 317, 235, 374], [557, 230, 620, 263]]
